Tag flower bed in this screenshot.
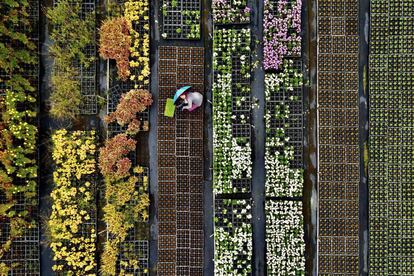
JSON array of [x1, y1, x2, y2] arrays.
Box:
[[0, 1, 39, 274], [265, 201, 305, 275], [48, 130, 97, 274], [263, 0, 302, 70], [212, 0, 250, 24], [125, 0, 150, 88], [213, 28, 252, 194], [214, 199, 252, 275], [47, 0, 96, 118], [100, 88, 152, 275], [265, 60, 303, 197], [161, 0, 201, 39]]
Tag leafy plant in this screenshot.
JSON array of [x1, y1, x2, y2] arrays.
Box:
[[99, 134, 149, 275], [99, 134, 136, 179], [49, 68, 81, 119], [47, 0, 95, 119], [100, 90, 151, 274], [0, 1, 38, 272], [125, 0, 150, 87], [99, 17, 131, 81], [105, 89, 152, 134], [48, 130, 97, 274]]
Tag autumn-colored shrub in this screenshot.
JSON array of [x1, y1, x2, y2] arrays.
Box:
[[99, 134, 136, 179], [105, 89, 152, 134], [99, 17, 131, 81]]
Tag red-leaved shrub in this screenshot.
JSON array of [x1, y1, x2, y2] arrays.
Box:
[[99, 17, 131, 80], [99, 134, 136, 179], [105, 89, 153, 134]]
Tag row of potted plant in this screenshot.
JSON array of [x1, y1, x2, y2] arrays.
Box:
[[265, 200, 305, 275], [212, 0, 251, 24], [214, 199, 252, 275], [263, 0, 302, 70], [264, 0, 305, 273], [100, 0, 150, 87], [369, 2, 412, 273], [125, 0, 150, 87], [265, 60, 303, 197], [47, 0, 95, 119], [0, 1, 39, 274], [48, 130, 97, 274], [100, 89, 152, 275], [213, 28, 252, 194], [213, 9, 253, 273]]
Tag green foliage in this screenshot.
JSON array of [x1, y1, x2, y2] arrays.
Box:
[[47, 0, 95, 68], [50, 69, 81, 119], [0, 0, 39, 273], [0, 0, 36, 76], [47, 0, 95, 119]]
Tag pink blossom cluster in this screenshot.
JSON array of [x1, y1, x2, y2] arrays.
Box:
[[264, 0, 302, 70]]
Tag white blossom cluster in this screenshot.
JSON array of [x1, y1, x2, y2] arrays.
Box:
[[266, 201, 305, 275], [214, 200, 252, 275], [265, 60, 304, 197], [213, 28, 252, 194]]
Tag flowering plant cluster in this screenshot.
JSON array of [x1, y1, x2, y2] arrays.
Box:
[[100, 86, 152, 275], [213, 28, 252, 194], [263, 0, 302, 70], [105, 89, 153, 134], [266, 201, 305, 275], [100, 17, 132, 81], [212, 0, 251, 24], [49, 130, 97, 274], [214, 199, 252, 275], [0, 1, 39, 273], [47, 0, 95, 119], [265, 60, 303, 197], [125, 0, 150, 87]]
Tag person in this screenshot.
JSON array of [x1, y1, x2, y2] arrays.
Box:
[[176, 91, 203, 112]]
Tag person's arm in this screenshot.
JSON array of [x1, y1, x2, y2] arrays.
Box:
[[182, 96, 193, 110], [176, 100, 186, 110]]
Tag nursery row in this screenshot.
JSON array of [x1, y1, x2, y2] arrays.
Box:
[[212, 1, 254, 274], [44, 0, 153, 274], [212, 28, 252, 195], [156, 46, 205, 275], [99, 1, 152, 273], [263, 0, 305, 274], [49, 130, 97, 274], [369, 0, 414, 274], [263, 0, 302, 71], [317, 0, 360, 274], [46, 92, 152, 276], [0, 1, 40, 274]]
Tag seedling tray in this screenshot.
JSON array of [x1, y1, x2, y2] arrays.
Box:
[[162, 0, 201, 40]]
